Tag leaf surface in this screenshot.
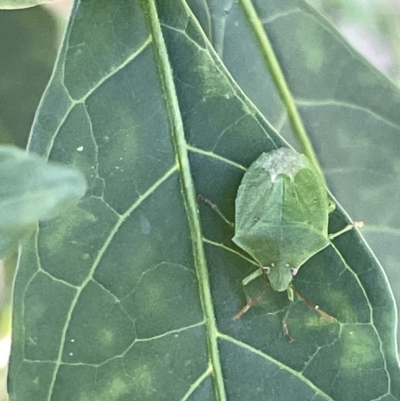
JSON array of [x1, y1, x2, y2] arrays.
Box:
[[189, 0, 400, 345], [8, 1, 400, 400]]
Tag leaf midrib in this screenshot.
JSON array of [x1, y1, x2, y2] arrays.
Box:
[[142, 1, 227, 400], [239, 0, 322, 175]]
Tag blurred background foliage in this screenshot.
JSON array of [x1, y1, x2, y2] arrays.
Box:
[[309, 0, 400, 83], [0, 2, 70, 399], [0, 0, 399, 399]]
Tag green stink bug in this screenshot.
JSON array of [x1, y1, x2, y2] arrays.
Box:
[[199, 147, 361, 341], [232, 147, 361, 340], [234, 147, 331, 295]]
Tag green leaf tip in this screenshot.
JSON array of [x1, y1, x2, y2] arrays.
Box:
[[0, 145, 87, 256]]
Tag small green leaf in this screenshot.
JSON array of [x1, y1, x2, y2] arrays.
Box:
[[0, 145, 86, 256]]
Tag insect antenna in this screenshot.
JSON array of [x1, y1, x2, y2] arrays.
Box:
[[197, 194, 234, 226], [232, 287, 268, 320]]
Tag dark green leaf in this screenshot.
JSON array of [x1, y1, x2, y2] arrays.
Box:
[[189, 0, 400, 347], [8, 1, 400, 400]]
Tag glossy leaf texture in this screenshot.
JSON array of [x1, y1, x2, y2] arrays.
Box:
[[189, 0, 400, 344], [8, 1, 400, 401]]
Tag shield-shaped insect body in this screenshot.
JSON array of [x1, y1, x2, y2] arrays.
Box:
[[233, 147, 331, 293]]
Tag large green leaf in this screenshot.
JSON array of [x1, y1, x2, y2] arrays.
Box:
[[8, 1, 400, 400], [188, 0, 400, 345]]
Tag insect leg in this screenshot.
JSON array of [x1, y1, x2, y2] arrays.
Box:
[[242, 268, 263, 286], [197, 194, 234, 227], [232, 288, 268, 320], [329, 220, 363, 240], [291, 285, 336, 322], [282, 304, 294, 343]]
